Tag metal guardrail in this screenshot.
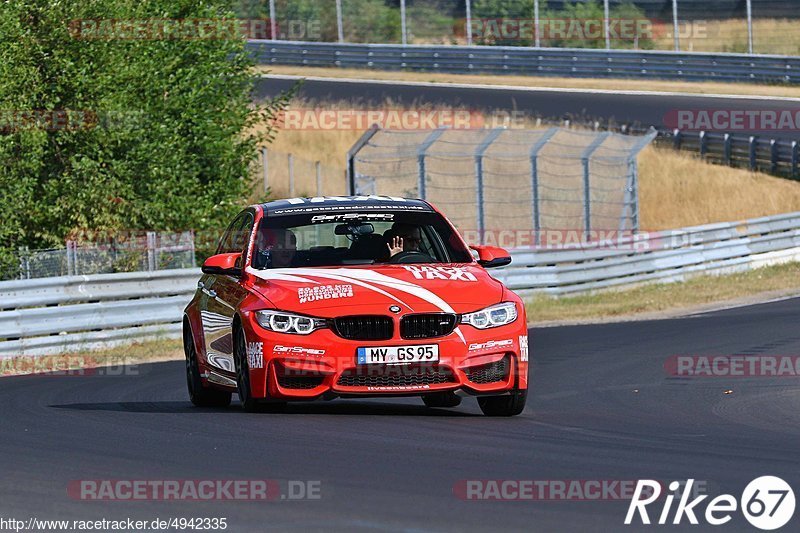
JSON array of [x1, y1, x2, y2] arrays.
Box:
[[247, 40, 800, 84], [492, 211, 800, 295], [2, 210, 799, 357], [0, 269, 200, 357]]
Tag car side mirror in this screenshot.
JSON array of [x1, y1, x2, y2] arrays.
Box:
[[470, 245, 512, 269], [202, 253, 243, 277]]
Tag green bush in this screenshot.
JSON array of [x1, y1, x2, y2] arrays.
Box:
[[0, 0, 291, 275]]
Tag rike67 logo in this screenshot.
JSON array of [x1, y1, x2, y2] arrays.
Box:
[[626, 477, 795, 530]]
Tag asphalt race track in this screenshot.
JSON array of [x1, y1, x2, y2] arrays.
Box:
[[255, 75, 800, 141], [2, 297, 799, 532]]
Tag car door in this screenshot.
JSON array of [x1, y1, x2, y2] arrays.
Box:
[[200, 211, 254, 373]]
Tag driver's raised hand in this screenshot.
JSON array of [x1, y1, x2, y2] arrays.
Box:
[[387, 236, 404, 256]]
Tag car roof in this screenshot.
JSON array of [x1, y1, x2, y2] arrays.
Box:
[[261, 195, 434, 216]]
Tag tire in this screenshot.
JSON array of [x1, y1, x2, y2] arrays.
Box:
[[422, 391, 462, 408], [233, 325, 286, 413], [184, 324, 232, 408], [477, 389, 527, 417]]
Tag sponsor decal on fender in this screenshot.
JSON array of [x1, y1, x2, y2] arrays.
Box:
[[273, 345, 326, 357], [403, 265, 478, 282], [468, 339, 514, 352], [519, 335, 529, 362], [246, 342, 264, 369], [298, 284, 354, 304]]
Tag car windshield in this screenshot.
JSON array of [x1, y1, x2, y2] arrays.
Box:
[[252, 210, 472, 269]]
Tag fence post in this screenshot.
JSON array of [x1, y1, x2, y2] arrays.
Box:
[[792, 141, 798, 179], [581, 132, 611, 241], [315, 161, 322, 196], [534, 0, 541, 48], [269, 0, 277, 41], [699, 131, 708, 158], [672, 0, 680, 51], [336, 0, 344, 43], [400, 0, 407, 45], [723, 133, 732, 165], [417, 128, 446, 200], [749, 136, 757, 171], [770, 139, 779, 174], [603, 0, 610, 50], [261, 147, 269, 193], [746, 0, 754, 54], [146, 232, 157, 271], [346, 124, 381, 194], [465, 0, 472, 46], [287, 153, 295, 196], [529, 128, 558, 247], [474, 128, 505, 244]]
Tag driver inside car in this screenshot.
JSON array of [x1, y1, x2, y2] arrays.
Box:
[[254, 228, 297, 269], [385, 223, 423, 258]]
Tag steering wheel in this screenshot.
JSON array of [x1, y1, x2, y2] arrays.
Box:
[[389, 251, 434, 264]]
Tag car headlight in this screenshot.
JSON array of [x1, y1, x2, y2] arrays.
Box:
[[255, 310, 327, 335], [461, 302, 518, 329]]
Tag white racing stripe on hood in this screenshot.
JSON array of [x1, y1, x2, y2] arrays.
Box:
[[246, 267, 467, 344], [247, 267, 412, 310]]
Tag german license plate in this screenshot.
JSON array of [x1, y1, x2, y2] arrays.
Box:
[[357, 345, 439, 365]]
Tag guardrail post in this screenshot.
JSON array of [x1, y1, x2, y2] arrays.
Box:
[[529, 128, 558, 247], [315, 161, 322, 196], [474, 128, 505, 244], [417, 128, 446, 200], [581, 132, 610, 241], [749, 136, 757, 171], [346, 124, 381, 194], [673, 129, 682, 150], [770, 139, 779, 174], [699, 131, 707, 158], [792, 141, 798, 179], [723, 133, 732, 165]]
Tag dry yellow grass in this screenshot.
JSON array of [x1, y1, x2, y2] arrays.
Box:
[[653, 18, 800, 56], [259, 99, 800, 229], [259, 65, 800, 100], [638, 147, 800, 229], [525, 262, 800, 324]]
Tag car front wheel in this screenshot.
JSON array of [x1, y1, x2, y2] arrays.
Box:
[[477, 389, 527, 417]]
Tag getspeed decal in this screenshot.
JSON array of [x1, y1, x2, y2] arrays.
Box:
[[247, 342, 264, 369], [298, 284, 354, 304], [273, 345, 326, 357], [468, 339, 514, 352]]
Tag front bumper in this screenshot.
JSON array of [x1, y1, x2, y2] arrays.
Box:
[[237, 311, 529, 400]]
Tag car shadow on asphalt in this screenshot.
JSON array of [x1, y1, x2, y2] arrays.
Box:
[[49, 400, 480, 416]]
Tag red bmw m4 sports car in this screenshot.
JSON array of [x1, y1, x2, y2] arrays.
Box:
[[183, 196, 529, 416]]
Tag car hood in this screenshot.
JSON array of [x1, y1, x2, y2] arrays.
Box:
[[246, 264, 505, 316]]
